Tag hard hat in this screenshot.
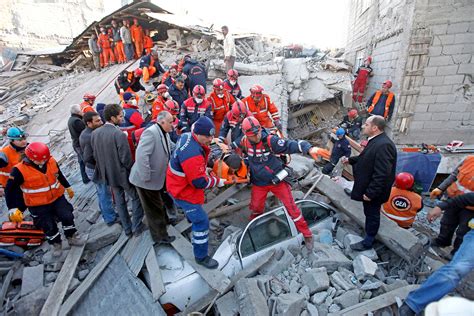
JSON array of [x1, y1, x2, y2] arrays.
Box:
[[192, 85, 205, 98], [249, 84, 264, 96], [164, 100, 179, 115], [231, 100, 248, 119], [83, 93, 96, 101], [395, 172, 415, 190], [213, 78, 224, 90], [227, 69, 239, 80], [242, 117, 261, 137], [8, 209, 23, 223], [335, 128, 346, 137], [348, 109, 358, 119], [25, 142, 50, 161], [365, 56, 372, 63], [144, 93, 156, 105], [7, 127, 27, 140], [383, 80, 393, 88], [157, 84, 169, 94], [134, 68, 143, 77]]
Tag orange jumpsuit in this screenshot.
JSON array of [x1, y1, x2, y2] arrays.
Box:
[[242, 94, 280, 129], [208, 91, 235, 135], [130, 24, 144, 58], [98, 33, 115, 67], [80, 101, 94, 113], [151, 95, 167, 120], [143, 35, 153, 55]]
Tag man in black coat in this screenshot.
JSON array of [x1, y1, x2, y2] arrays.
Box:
[[67, 104, 89, 184], [342, 115, 397, 250]]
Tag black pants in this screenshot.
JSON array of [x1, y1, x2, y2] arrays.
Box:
[[436, 206, 474, 254], [74, 146, 89, 184], [136, 186, 170, 242], [322, 162, 335, 175], [29, 195, 76, 244], [362, 200, 382, 246]]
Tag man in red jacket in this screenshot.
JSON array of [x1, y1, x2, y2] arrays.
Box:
[[208, 78, 235, 135]]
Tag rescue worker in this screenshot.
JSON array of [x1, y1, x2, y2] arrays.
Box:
[[381, 172, 423, 228], [139, 50, 165, 88], [130, 18, 144, 58], [179, 85, 212, 133], [167, 117, 226, 269], [430, 155, 474, 255], [218, 100, 252, 151], [110, 20, 125, 64], [151, 84, 171, 120], [169, 76, 188, 107], [208, 78, 235, 135], [322, 128, 352, 175], [120, 92, 147, 157], [5, 142, 83, 256], [242, 84, 281, 130], [366, 80, 395, 121], [223, 69, 242, 99], [182, 55, 207, 93], [0, 127, 28, 215], [352, 56, 373, 104], [238, 117, 322, 250], [80, 93, 96, 113], [143, 29, 154, 55], [161, 63, 178, 87], [211, 153, 248, 184], [340, 109, 363, 140], [114, 69, 143, 94], [97, 26, 115, 68]]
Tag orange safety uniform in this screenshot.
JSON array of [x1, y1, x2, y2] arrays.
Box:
[[80, 101, 94, 113], [242, 94, 280, 129], [97, 33, 115, 67], [15, 157, 65, 207], [143, 35, 153, 55], [381, 187, 422, 228], [212, 159, 248, 183], [446, 156, 474, 210], [130, 24, 144, 58], [151, 95, 167, 120], [0, 145, 22, 187], [208, 91, 235, 135], [114, 40, 126, 63], [367, 91, 394, 119]]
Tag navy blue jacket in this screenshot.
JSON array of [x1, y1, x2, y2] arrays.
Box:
[[169, 84, 188, 108], [218, 113, 245, 149], [330, 137, 351, 164], [182, 59, 207, 93], [139, 55, 165, 78]]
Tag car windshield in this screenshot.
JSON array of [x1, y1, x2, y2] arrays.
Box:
[[299, 200, 331, 226]]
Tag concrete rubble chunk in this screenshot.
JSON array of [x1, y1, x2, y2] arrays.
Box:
[[13, 285, 52, 315], [311, 291, 328, 305], [353, 255, 378, 280], [330, 271, 356, 291], [328, 303, 341, 313], [334, 289, 360, 308], [85, 222, 121, 252], [234, 278, 269, 316], [302, 267, 330, 294], [276, 293, 306, 316], [259, 248, 295, 275], [307, 302, 320, 316], [215, 291, 239, 316], [309, 242, 351, 273], [289, 278, 301, 293], [317, 303, 328, 316], [343, 234, 378, 260], [381, 279, 409, 293], [361, 279, 383, 291], [21, 264, 44, 297]]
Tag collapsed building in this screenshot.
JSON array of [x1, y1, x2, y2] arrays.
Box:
[[0, 1, 473, 315]]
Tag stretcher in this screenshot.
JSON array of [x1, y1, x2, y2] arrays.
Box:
[[0, 221, 45, 247]]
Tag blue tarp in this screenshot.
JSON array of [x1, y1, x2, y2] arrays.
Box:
[[396, 152, 442, 193]]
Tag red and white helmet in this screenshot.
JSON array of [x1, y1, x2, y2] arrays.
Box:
[[157, 84, 169, 94], [348, 109, 358, 119], [395, 172, 414, 190], [192, 85, 206, 98], [134, 68, 143, 77], [242, 117, 261, 137], [383, 80, 393, 89], [227, 69, 239, 80], [83, 93, 96, 102], [213, 78, 224, 90], [250, 84, 264, 97], [164, 100, 179, 115], [25, 142, 51, 161], [231, 100, 248, 119]]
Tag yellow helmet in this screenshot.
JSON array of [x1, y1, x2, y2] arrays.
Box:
[[9, 209, 23, 223], [144, 93, 156, 105]]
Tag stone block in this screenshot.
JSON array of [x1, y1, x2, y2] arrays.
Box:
[[428, 103, 447, 112], [343, 234, 378, 260], [450, 112, 466, 120], [317, 303, 328, 316], [311, 291, 328, 305], [422, 120, 445, 130], [432, 112, 449, 121], [436, 94, 456, 103], [462, 44, 474, 54], [437, 65, 459, 76], [334, 289, 360, 309], [353, 255, 378, 280], [431, 23, 448, 35], [276, 293, 306, 316], [450, 103, 468, 112], [423, 67, 438, 77], [409, 121, 424, 130], [424, 76, 445, 86], [85, 222, 121, 252], [453, 54, 472, 64], [361, 279, 384, 290], [414, 112, 433, 121], [418, 86, 433, 96], [307, 303, 319, 316], [259, 248, 295, 275], [21, 264, 44, 297], [335, 227, 349, 243], [442, 44, 464, 55], [13, 285, 52, 315], [455, 33, 474, 44], [380, 279, 409, 293], [447, 22, 470, 34], [433, 34, 455, 45], [310, 242, 352, 273], [330, 271, 356, 291], [429, 55, 453, 67], [444, 75, 465, 84], [302, 267, 330, 294], [428, 46, 442, 56], [215, 291, 239, 316], [458, 63, 474, 74], [328, 304, 341, 313], [235, 278, 269, 316], [432, 85, 453, 95]]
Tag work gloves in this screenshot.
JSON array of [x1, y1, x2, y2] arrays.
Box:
[[430, 188, 442, 199], [217, 178, 227, 188], [66, 187, 75, 199]]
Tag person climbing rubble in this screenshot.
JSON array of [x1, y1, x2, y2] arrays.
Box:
[[5, 142, 84, 257], [114, 69, 144, 94], [322, 128, 351, 175], [381, 172, 423, 228], [243, 84, 281, 131], [179, 85, 212, 133], [97, 26, 115, 68], [169, 75, 189, 108], [143, 29, 154, 55], [352, 56, 373, 105], [167, 117, 227, 269], [223, 69, 243, 99], [339, 108, 363, 140], [238, 117, 327, 250], [218, 100, 253, 152], [161, 63, 179, 87], [80, 93, 96, 113], [208, 78, 235, 135], [366, 80, 395, 121], [139, 50, 165, 88]]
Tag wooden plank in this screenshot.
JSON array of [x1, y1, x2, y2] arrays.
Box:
[[175, 184, 247, 233], [409, 48, 429, 55], [40, 236, 88, 316], [59, 233, 129, 316], [145, 247, 165, 301], [333, 285, 419, 315], [209, 199, 251, 218], [167, 225, 231, 293]]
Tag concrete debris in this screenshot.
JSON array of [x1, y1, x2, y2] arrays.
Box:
[[311, 291, 328, 305], [276, 293, 306, 316], [20, 264, 44, 297], [259, 248, 295, 275], [330, 271, 356, 291], [361, 280, 384, 291], [302, 267, 330, 294], [328, 303, 342, 313], [309, 242, 352, 273], [215, 291, 239, 316], [343, 234, 378, 260], [234, 278, 269, 316], [306, 302, 319, 316], [85, 222, 122, 252], [333, 288, 360, 308], [353, 255, 378, 280]]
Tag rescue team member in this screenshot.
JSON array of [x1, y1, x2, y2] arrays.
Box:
[[223, 69, 242, 99], [211, 153, 248, 183], [168, 75, 188, 107], [139, 50, 165, 87], [97, 26, 115, 68], [322, 128, 351, 175], [208, 78, 235, 135], [0, 127, 28, 218], [238, 117, 323, 250], [181, 55, 207, 93], [80, 93, 96, 113], [167, 117, 226, 269], [179, 85, 212, 133], [110, 20, 125, 64], [114, 69, 143, 94], [151, 84, 171, 120], [352, 56, 373, 103], [243, 84, 282, 130], [218, 100, 253, 151], [381, 172, 422, 228], [130, 18, 144, 58], [5, 142, 83, 257], [340, 109, 363, 140], [143, 29, 154, 55], [366, 80, 395, 121], [120, 92, 146, 158], [430, 155, 474, 255]]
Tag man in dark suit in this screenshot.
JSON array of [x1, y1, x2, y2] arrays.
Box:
[[342, 115, 397, 250]]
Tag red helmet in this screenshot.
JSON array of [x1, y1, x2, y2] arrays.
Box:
[[250, 84, 264, 96], [164, 100, 179, 115], [83, 93, 96, 102], [213, 78, 224, 90], [242, 117, 261, 137], [134, 68, 143, 77], [227, 69, 239, 80], [25, 142, 51, 161], [231, 100, 248, 119], [348, 109, 358, 119], [157, 84, 169, 93], [192, 85, 205, 98], [170, 63, 178, 70], [383, 80, 393, 88], [365, 56, 372, 63], [395, 172, 414, 190]]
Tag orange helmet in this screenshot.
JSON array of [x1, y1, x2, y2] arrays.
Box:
[[348, 109, 358, 119], [231, 100, 248, 120], [25, 142, 50, 161], [395, 172, 414, 190], [192, 85, 205, 98], [157, 84, 169, 94], [242, 117, 261, 137], [164, 100, 179, 115], [227, 69, 239, 80], [383, 80, 393, 89]]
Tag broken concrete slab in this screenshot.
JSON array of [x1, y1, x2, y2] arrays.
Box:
[[307, 302, 320, 316], [360, 280, 383, 291], [343, 234, 378, 260], [13, 285, 52, 315], [309, 242, 352, 273], [353, 255, 378, 280], [380, 279, 409, 294], [330, 271, 356, 291], [259, 248, 295, 275], [234, 278, 269, 316], [85, 222, 121, 252], [302, 267, 330, 294], [276, 293, 306, 316], [334, 289, 360, 309], [215, 291, 239, 316], [311, 291, 328, 305], [288, 154, 315, 179], [21, 264, 44, 297]]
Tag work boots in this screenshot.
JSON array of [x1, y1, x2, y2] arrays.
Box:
[[304, 236, 314, 251], [196, 256, 219, 269], [51, 243, 62, 257], [67, 232, 86, 246]]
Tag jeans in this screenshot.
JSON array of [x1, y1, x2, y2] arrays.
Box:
[[85, 167, 118, 224], [74, 146, 89, 184], [124, 43, 134, 61], [362, 201, 382, 247], [405, 229, 474, 314], [111, 185, 144, 234]]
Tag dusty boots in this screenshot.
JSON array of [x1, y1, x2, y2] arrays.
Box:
[[51, 243, 62, 257], [304, 235, 314, 251], [67, 232, 86, 246]]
